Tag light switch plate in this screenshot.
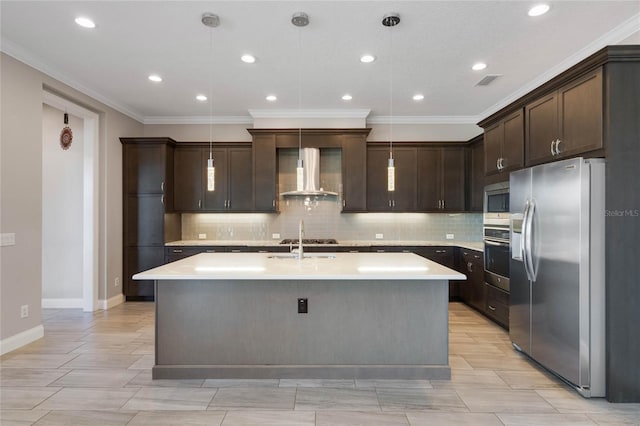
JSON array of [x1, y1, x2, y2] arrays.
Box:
[[198, 233, 207, 240], [375, 233, 384, 239], [446, 233, 454, 240], [0, 233, 16, 246]]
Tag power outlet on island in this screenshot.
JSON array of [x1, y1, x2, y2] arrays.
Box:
[[298, 298, 308, 314], [272, 233, 281, 240], [446, 234, 455, 240], [198, 233, 207, 240], [20, 304, 29, 318], [375, 233, 384, 240]]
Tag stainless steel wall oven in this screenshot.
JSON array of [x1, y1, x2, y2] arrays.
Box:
[[484, 182, 510, 292]]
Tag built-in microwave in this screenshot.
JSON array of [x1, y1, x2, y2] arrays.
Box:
[[484, 182, 510, 225]]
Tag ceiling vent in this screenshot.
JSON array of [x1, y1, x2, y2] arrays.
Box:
[[476, 74, 502, 86]]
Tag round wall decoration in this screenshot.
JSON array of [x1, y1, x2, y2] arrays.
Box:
[[60, 112, 73, 150]]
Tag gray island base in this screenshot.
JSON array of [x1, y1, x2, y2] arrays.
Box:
[[133, 253, 465, 380]]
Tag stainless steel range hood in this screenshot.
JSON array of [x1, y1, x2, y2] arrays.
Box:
[[280, 148, 338, 197]]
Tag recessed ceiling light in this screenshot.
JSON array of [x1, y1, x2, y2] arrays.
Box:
[[241, 54, 256, 64], [74, 17, 95, 29], [472, 62, 487, 71], [342, 94, 353, 101], [196, 94, 207, 101], [528, 4, 550, 17], [266, 95, 277, 102], [412, 94, 425, 101], [148, 74, 163, 83], [360, 54, 376, 63]]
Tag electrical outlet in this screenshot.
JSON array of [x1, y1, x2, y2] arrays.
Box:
[[20, 305, 29, 318], [375, 233, 384, 239], [298, 298, 308, 314], [115, 277, 120, 287], [198, 233, 207, 240], [272, 233, 281, 239], [446, 233, 454, 240]]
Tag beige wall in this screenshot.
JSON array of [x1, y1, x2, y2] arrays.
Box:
[[0, 53, 143, 344]]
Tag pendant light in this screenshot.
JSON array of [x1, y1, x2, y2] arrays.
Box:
[[202, 12, 219, 192], [383, 13, 400, 192], [292, 12, 309, 192]]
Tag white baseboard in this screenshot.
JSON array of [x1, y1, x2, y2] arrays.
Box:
[[42, 298, 84, 309], [100, 293, 124, 310], [0, 324, 44, 355]]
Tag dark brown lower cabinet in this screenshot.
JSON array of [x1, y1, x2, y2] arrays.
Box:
[[125, 246, 164, 300], [459, 249, 485, 312], [485, 284, 509, 328]]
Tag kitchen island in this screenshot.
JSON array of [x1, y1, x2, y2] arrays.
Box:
[[133, 252, 465, 380]]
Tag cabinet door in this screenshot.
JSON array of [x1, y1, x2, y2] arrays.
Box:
[[441, 148, 465, 211], [501, 110, 524, 172], [228, 148, 253, 211], [526, 92, 559, 166], [124, 144, 166, 194], [558, 68, 603, 158], [391, 148, 418, 211], [174, 147, 203, 211], [342, 135, 367, 212], [484, 122, 502, 175], [124, 246, 164, 298], [417, 148, 440, 211], [253, 135, 277, 212], [125, 194, 165, 246], [469, 140, 484, 212], [203, 148, 228, 210], [366, 148, 392, 211]]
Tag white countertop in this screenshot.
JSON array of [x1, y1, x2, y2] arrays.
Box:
[[133, 252, 467, 281], [165, 240, 484, 252]]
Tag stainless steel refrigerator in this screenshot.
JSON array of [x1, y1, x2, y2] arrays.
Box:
[[510, 157, 605, 397]]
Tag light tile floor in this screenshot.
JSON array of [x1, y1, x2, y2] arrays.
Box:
[[1, 302, 639, 425]]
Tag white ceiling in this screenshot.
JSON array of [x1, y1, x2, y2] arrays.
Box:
[[1, 1, 639, 124]]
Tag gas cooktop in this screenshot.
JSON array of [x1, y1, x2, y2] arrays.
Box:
[[280, 238, 338, 245]]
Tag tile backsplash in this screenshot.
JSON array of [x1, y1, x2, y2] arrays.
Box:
[[180, 148, 482, 242], [181, 202, 482, 242]]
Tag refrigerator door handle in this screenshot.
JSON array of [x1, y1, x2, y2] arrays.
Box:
[[521, 200, 532, 281], [524, 200, 537, 282]]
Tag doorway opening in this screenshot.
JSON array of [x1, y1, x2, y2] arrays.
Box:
[[42, 91, 99, 312]]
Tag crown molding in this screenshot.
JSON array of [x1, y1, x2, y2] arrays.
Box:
[[144, 116, 253, 125], [478, 12, 640, 121], [367, 115, 481, 125], [248, 109, 371, 119], [1, 36, 145, 123]]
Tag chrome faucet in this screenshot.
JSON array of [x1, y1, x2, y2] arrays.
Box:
[[297, 219, 304, 260]]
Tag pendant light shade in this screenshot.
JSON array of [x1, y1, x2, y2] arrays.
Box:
[[387, 158, 395, 192], [207, 157, 215, 191]]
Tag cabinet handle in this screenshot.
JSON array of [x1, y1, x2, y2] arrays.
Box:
[[161, 194, 164, 205], [388, 200, 392, 208], [499, 158, 504, 170], [227, 200, 231, 209], [198, 199, 202, 209], [467, 261, 473, 272], [392, 200, 396, 207], [496, 158, 501, 170], [488, 305, 497, 311], [231, 249, 241, 253], [376, 249, 385, 253], [205, 250, 217, 253], [555, 139, 562, 155], [442, 199, 445, 209], [343, 199, 346, 208], [436, 250, 446, 254], [172, 249, 183, 253], [273, 199, 276, 208]]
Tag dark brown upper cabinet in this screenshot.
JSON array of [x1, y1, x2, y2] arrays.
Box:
[[526, 68, 603, 166], [174, 144, 253, 212], [366, 146, 417, 212], [417, 147, 465, 212], [484, 109, 524, 176], [341, 134, 367, 212], [468, 136, 485, 212]]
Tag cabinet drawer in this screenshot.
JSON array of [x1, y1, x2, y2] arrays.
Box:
[[485, 284, 509, 328]]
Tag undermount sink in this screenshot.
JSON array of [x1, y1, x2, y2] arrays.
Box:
[[267, 254, 336, 260]]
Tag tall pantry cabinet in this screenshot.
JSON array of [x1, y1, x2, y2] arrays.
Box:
[[121, 138, 180, 300]]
